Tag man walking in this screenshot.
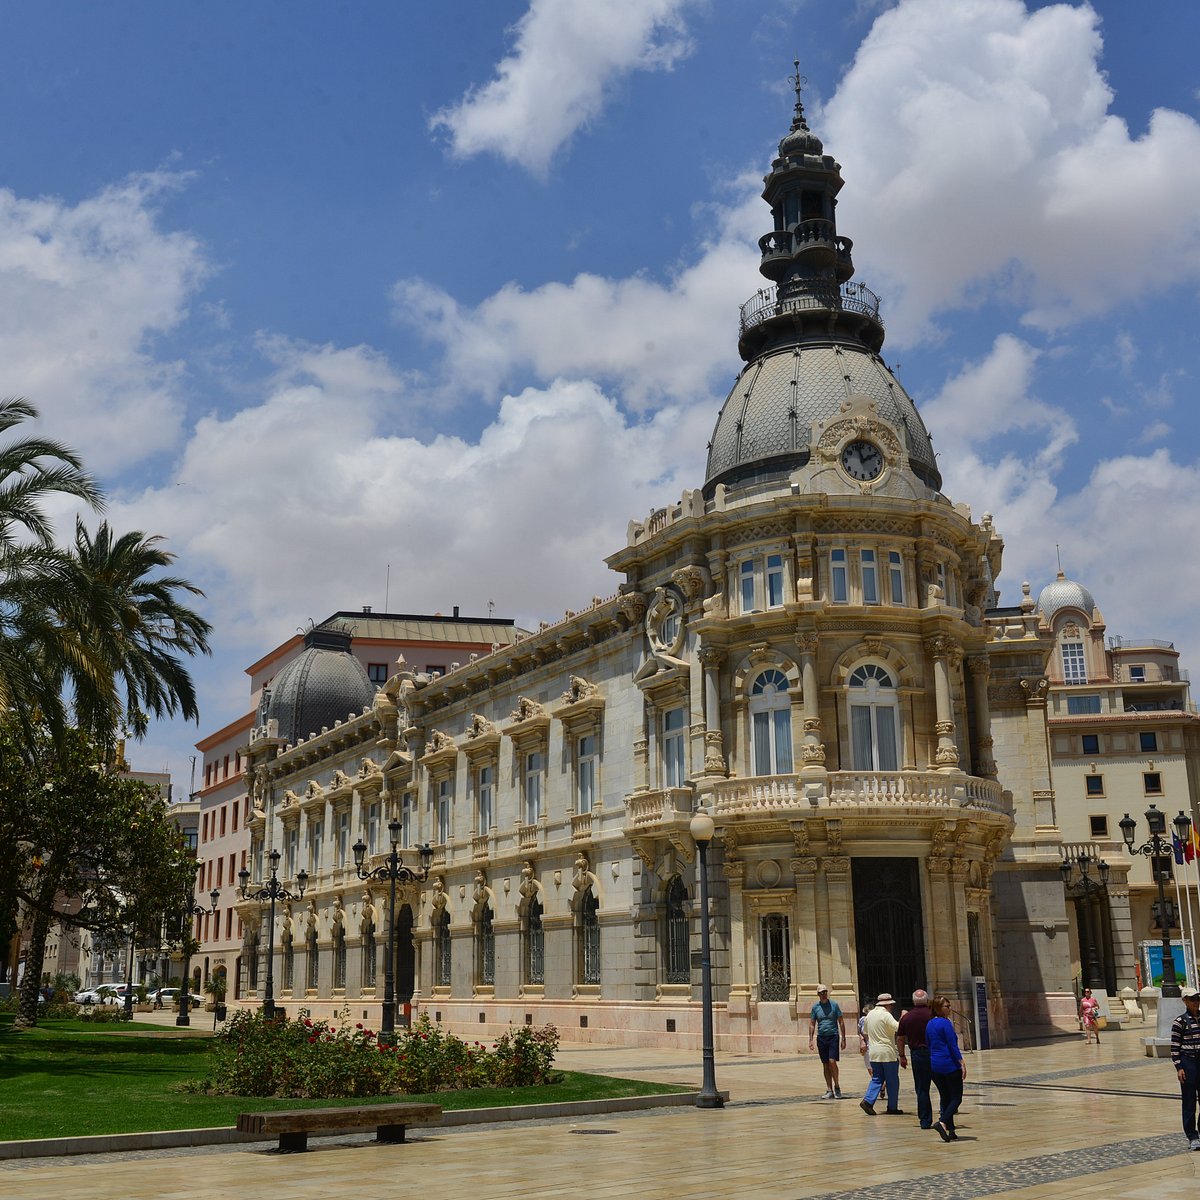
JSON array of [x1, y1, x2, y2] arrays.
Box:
[[1171, 986, 1200, 1151], [897, 989, 934, 1128], [808, 984, 847, 1098], [860, 993, 905, 1115]]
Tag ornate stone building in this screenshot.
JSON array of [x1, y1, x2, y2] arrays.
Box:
[[233, 82, 1120, 1050]]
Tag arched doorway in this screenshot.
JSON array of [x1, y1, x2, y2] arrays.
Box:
[[395, 904, 415, 1005]]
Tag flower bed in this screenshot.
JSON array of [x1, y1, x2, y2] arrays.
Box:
[[206, 1009, 559, 1098]]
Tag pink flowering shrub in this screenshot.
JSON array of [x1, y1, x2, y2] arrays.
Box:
[[208, 1008, 559, 1098]]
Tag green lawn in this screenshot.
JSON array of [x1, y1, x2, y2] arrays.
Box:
[[0, 1016, 685, 1142]]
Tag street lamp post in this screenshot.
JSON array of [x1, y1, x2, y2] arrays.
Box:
[[177, 889, 221, 1027], [353, 820, 432, 1041], [238, 849, 309, 1019], [1058, 852, 1110, 989], [1120, 804, 1193, 998], [689, 808, 723, 1110]]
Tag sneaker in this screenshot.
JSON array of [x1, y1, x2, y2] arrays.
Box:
[[834, 1086, 843, 1098], [860, 1099, 876, 1116], [823, 1089, 835, 1099], [1190, 1138, 1200, 1151]]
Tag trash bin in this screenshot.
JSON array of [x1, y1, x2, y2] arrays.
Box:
[[215, 1004, 227, 1022]]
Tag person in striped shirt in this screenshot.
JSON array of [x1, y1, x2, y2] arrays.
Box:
[[1171, 987, 1200, 1151]]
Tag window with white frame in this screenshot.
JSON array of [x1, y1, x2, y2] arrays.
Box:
[[336, 810, 350, 866], [739, 553, 787, 614], [888, 551, 905, 605], [401, 795, 412, 847], [307, 818, 323, 873], [848, 663, 899, 772], [436, 777, 452, 845], [663, 707, 687, 788], [365, 801, 380, 855], [830, 548, 848, 603], [476, 764, 494, 835], [861, 549, 879, 604], [577, 733, 597, 813], [285, 827, 299, 878], [523, 750, 544, 823], [749, 668, 793, 776], [1061, 642, 1087, 684]]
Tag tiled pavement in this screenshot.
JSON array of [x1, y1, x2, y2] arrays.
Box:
[[4, 1025, 1197, 1199]]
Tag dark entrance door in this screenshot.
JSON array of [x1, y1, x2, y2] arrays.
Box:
[[852, 857, 926, 1002], [395, 904, 416, 1005]]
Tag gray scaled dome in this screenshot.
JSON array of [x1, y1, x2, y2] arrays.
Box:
[[265, 624, 376, 745], [1036, 572, 1096, 623], [704, 338, 941, 492]]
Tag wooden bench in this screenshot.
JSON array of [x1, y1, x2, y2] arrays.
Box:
[[237, 1102, 442, 1153]]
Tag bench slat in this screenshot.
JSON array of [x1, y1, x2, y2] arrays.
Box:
[[237, 1102, 441, 1139]]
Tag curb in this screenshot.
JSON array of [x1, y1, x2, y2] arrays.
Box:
[[0, 1089, 729, 1160]]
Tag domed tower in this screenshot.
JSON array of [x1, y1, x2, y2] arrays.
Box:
[[609, 69, 1012, 1037], [706, 65, 941, 499]]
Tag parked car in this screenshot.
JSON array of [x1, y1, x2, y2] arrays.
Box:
[[75, 984, 123, 1005]]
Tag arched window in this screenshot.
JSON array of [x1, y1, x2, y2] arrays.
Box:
[[332, 925, 346, 989], [848, 663, 899, 771], [306, 930, 319, 991], [477, 905, 495, 987], [578, 892, 600, 986], [523, 896, 545, 986], [361, 923, 377, 989], [749, 668, 794, 775], [435, 911, 451, 988], [663, 876, 690, 984]]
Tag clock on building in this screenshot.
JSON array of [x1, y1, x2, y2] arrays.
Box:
[[840, 438, 884, 482]]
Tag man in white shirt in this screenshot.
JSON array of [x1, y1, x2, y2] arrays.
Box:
[[860, 992, 906, 1115]]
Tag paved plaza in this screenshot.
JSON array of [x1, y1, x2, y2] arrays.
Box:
[[3, 1025, 1197, 1199]]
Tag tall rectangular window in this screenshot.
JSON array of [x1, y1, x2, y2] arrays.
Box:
[[366, 802, 380, 855], [861, 549, 878, 604], [524, 751, 544, 823], [831, 549, 847, 603], [1081, 733, 1099, 753], [1139, 731, 1158, 752], [663, 708, 686, 788], [477, 765, 494, 835], [1061, 642, 1088, 684], [1085, 775, 1104, 797], [766, 553, 785, 607], [888, 551, 904, 605], [437, 778, 452, 844], [367, 662, 389, 684], [401, 796, 412, 848], [308, 819, 323, 873], [577, 734, 597, 813], [740, 560, 756, 613], [285, 828, 299, 878], [336, 811, 350, 866]]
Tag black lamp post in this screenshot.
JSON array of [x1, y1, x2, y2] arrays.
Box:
[[177, 889, 220, 1027], [353, 820, 432, 1041], [689, 807, 723, 1109], [238, 849, 308, 1019], [122, 928, 136, 1022], [1058, 852, 1110, 989], [1120, 805, 1193, 998]]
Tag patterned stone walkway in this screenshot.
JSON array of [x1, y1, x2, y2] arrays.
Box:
[[4, 1029, 1197, 1198]]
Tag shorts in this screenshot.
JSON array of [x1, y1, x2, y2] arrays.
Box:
[[816, 1033, 840, 1063]]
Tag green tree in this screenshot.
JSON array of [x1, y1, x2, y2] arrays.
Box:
[[2, 721, 198, 1029]]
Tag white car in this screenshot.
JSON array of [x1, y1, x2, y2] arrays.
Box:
[[75, 984, 123, 1005]]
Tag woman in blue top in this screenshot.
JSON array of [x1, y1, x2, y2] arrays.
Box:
[[927, 995, 966, 1141]]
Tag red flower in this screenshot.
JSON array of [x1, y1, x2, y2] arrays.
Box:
[[356, 1023, 363, 1029], [308, 1037, 316, 1044], [303, 1018, 313, 1027]]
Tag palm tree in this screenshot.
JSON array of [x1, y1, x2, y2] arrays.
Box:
[[64, 519, 212, 747], [0, 399, 108, 751]]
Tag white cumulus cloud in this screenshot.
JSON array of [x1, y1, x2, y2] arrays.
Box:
[[430, 0, 700, 174]]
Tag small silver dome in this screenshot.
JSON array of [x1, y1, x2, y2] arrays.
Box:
[[1036, 573, 1097, 623], [265, 624, 376, 745], [705, 337, 941, 492]]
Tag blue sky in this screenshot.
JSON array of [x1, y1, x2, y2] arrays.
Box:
[[4, 0, 1199, 791]]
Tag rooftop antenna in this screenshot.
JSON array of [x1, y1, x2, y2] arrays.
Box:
[[790, 58, 809, 131], [488, 598, 495, 620], [385, 563, 391, 611], [188, 754, 197, 800], [1055, 543, 1064, 578]]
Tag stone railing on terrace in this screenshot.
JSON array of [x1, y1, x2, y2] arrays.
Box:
[[623, 787, 694, 832], [571, 811, 594, 842], [707, 771, 1004, 817]]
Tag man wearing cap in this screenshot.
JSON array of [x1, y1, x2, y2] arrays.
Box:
[[896, 989, 935, 1129], [1170, 986, 1200, 1151], [860, 992, 905, 1116], [808, 984, 847, 1099]]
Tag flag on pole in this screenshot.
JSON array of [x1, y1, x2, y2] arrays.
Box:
[[1173, 832, 1186, 865], [1188, 828, 1200, 864]]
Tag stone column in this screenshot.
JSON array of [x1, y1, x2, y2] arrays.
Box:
[[633, 702, 652, 794], [925, 636, 960, 770], [698, 645, 727, 775], [821, 855, 855, 996], [966, 654, 997, 777]]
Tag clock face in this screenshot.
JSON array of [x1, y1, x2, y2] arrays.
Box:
[[840, 439, 884, 482]]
